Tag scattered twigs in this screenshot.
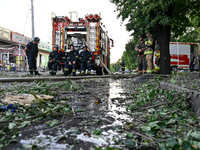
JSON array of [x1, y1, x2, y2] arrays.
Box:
[[131, 102, 168, 112], [41, 107, 75, 133], [123, 124, 156, 142], [139, 137, 184, 148]]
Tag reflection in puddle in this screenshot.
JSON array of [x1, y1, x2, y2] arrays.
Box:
[[19, 79, 132, 149], [106, 80, 133, 126], [20, 132, 69, 149]]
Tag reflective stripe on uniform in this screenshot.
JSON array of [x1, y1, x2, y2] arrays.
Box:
[[81, 71, 85, 73], [63, 57, 66, 59], [147, 70, 152, 73], [145, 51, 153, 54], [156, 54, 160, 56], [155, 67, 160, 70], [89, 58, 92, 60], [49, 70, 53, 72], [148, 40, 153, 45], [64, 68, 69, 71], [72, 69, 76, 72], [145, 40, 153, 45]]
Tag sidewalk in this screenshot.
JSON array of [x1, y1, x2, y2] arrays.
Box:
[[0, 70, 64, 77]]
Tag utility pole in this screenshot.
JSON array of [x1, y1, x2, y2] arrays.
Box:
[[31, 0, 35, 40]]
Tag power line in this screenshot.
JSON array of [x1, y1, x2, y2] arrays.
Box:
[[22, 0, 31, 36], [34, 0, 50, 16]]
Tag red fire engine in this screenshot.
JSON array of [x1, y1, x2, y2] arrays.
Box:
[[170, 42, 199, 71], [154, 42, 199, 71], [51, 11, 114, 75]]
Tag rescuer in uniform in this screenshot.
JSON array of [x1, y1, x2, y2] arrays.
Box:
[[145, 31, 154, 73], [190, 53, 196, 72], [25, 37, 41, 75], [135, 35, 147, 74], [154, 41, 161, 73], [120, 60, 126, 74], [80, 45, 92, 75], [48, 44, 62, 75], [63, 45, 79, 76]]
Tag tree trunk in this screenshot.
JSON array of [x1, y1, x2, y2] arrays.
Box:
[[154, 24, 171, 75]]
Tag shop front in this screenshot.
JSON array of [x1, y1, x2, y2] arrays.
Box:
[[38, 41, 52, 70]]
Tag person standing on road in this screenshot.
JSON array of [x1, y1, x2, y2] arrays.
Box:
[[190, 53, 196, 72], [79, 45, 92, 76], [120, 60, 126, 74], [63, 45, 79, 76], [145, 31, 154, 74], [25, 37, 41, 75], [48, 44, 62, 75], [154, 41, 161, 73], [135, 35, 147, 74]]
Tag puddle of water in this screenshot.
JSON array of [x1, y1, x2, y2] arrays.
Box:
[[76, 133, 108, 146], [20, 132, 69, 149], [19, 79, 133, 149], [105, 80, 133, 126]]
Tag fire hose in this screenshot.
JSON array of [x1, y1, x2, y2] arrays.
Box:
[[99, 58, 141, 78]]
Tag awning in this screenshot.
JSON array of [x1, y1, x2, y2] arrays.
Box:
[[0, 46, 26, 56]]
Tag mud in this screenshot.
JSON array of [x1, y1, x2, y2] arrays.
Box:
[[3, 78, 136, 150]]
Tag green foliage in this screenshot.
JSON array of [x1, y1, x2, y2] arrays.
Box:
[[121, 40, 138, 70], [110, 0, 200, 74], [110, 0, 200, 39], [111, 39, 138, 71]]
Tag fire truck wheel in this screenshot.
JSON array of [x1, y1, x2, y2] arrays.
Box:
[[171, 66, 178, 71]]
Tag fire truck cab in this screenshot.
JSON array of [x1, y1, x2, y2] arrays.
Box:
[[51, 12, 113, 75]]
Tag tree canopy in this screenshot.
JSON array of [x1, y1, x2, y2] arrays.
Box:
[[121, 40, 137, 70], [110, 0, 200, 74]]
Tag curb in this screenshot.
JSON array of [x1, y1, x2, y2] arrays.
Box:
[[0, 75, 111, 82], [160, 82, 200, 115]]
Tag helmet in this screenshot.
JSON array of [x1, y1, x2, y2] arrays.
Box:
[[138, 35, 143, 38], [82, 45, 87, 49], [145, 31, 150, 34], [54, 44, 59, 49], [34, 37, 40, 42]]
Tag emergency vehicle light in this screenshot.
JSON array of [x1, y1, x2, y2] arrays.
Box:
[[77, 27, 85, 29], [67, 27, 75, 29]]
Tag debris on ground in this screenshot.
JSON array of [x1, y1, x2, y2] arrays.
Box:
[[1, 92, 54, 106]]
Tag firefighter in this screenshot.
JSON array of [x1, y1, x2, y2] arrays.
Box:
[[120, 60, 125, 74], [63, 45, 79, 76], [145, 31, 154, 73], [135, 35, 146, 74], [154, 41, 160, 73], [48, 44, 62, 75], [79, 45, 92, 75], [25, 37, 41, 75], [190, 53, 196, 72], [58, 50, 66, 71]]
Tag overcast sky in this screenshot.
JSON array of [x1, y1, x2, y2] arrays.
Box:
[[0, 0, 132, 63]]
